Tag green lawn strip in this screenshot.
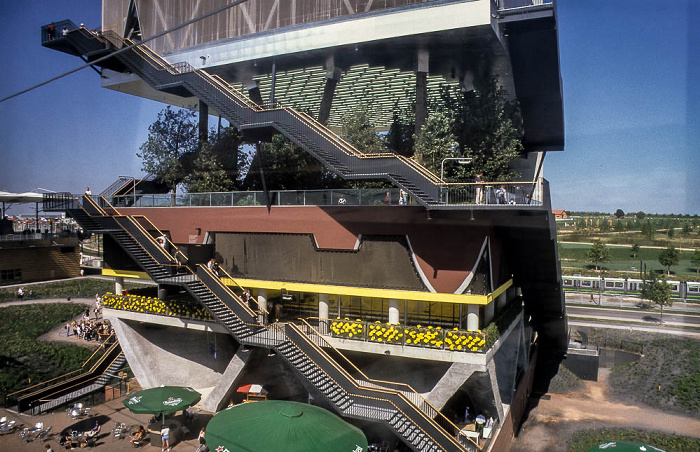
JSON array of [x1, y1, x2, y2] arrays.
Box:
[[565, 303, 700, 316], [567, 317, 700, 332], [576, 328, 700, 417], [0, 277, 153, 303], [559, 242, 700, 280], [567, 428, 700, 452], [0, 303, 94, 404]]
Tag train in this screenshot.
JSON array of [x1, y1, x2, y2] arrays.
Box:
[[562, 275, 700, 300]]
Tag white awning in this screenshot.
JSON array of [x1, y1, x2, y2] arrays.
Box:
[[0, 191, 44, 203]]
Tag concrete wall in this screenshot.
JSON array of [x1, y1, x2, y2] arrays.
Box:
[[0, 237, 80, 284], [563, 348, 599, 381]]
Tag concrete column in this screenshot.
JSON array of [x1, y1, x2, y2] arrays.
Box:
[[515, 286, 522, 297], [507, 286, 515, 301], [318, 293, 330, 334], [319, 55, 341, 125], [414, 47, 429, 140], [114, 276, 124, 295], [497, 292, 507, 311], [484, 300, 495, 326], [466, 304, 479, 331], [388, 299, 400, 325], [257, 288, 268, 325], [157, 285, 167, 300], [246, 79, 263, 105], [199, 101, 209, 143]]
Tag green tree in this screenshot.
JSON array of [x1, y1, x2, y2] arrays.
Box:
[[138, 107, 199, 203], [575, 218, 587, 230], [641, 220, 655, 240], [682, 223, 692, 236], [641, 274, 673, 323], [385, 108, 415, 157], [658, 245, 680, 275], [184, 126, 247, 193], [691, 248, 700, 274], [586, 240, 610, 271], [340, 106, 386, 154], [667, 227, 675, 239], [414, 111, 458, 175], [630, 243, 640, 258], [614, 219, 624, 232], [243, 134, 340, 191], [439, 79, 522, 180], [614, 208, 625, 218], [636, 211, 646, 219], [599, 220, 610, 232]]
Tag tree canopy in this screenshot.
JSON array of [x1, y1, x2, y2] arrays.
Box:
[[658, 245, 680, 275], [641, 274, 673, 322], [586, 240, 610, 271], [691, 249, 700, 274], [138, 107, 199, 194]]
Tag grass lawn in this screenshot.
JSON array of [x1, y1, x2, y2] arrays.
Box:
[[0, 303, 94, 404], [567, 428, 700, 452], [579, 328, 700, 418], [559, 242, 700, 280], [0, 277, 153, 303]]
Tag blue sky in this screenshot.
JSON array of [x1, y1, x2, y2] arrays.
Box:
[[0, 0, 697, 215]]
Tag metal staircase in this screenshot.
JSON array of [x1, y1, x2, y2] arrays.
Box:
[[63, 29, 445, 207], [43, 193, 477, 451], [10, 336, 124, 415]]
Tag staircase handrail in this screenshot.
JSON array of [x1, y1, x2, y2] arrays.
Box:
[[297, 318, 475, 448], [284, 324, 475, 450], [7, 333, 117, 400], [112, 215, 180, 267], [96, 195, 122, 216], [128, 214, 189, 265], [31, 343, 123, 404], [215, 266, 270, 316], [82, 194, 108, 216], [196, 265, 258, 320]]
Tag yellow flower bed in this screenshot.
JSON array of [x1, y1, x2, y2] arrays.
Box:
[[328, 318, 488, 353], [102, 293, 212, 321], [330, 318, 366, 340], [367, 322, 403, 344]]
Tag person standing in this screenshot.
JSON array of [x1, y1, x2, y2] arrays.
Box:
[[17, 287, 24, 300], [198, 428, 209, 451], [45, 444, 54, 452], [85, 187, 92, 196], [475, 173, 484, 205], [160, 424, 170, 451], [47, 23, 56, 40]]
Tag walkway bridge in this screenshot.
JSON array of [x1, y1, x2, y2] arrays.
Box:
[[43, 193, 480, 452], [52, 27, 448, 208]]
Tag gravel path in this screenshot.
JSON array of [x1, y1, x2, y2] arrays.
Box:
[[512, 369, 700, 451]]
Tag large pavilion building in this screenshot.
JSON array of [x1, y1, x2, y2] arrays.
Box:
[[42, 1, 566, 450]]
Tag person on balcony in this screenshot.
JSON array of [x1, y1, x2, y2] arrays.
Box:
[[47, 23, 56, 40], [475, 173, 484, 205], [85, 187, 91, 196], [496, 185, 507, 204]]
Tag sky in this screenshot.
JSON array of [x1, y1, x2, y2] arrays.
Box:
[[0, 0, 698, 216]]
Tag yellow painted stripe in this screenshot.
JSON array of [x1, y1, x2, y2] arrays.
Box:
[[221, 277, 514, 306], [102, 268, 152, 280]]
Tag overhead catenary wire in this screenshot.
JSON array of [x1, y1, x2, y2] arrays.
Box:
[[0, 0, 252, 104]]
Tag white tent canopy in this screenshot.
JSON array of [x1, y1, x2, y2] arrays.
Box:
[[0, 191, 44, 203]]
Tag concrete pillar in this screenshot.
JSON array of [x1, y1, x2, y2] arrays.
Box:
[[157, 285, 167, 300], [414, 47, 429, 140], [484, 300, 495, 326], [246, 79, 263, 105], [319, 55, 341, 125], [257, 288, 268, 324], [114, 276, 124, 295], [388, 299, 400, 325], [507, 286, 515, 302], [515, 286, 522, 297], [318, 293, 330, 334], [199, 101, 209, 143], [497, 292, 507, 311], [467, 304, 479, 331]]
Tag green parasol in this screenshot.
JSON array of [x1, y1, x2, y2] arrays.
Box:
[[588, 442, 666, 452], [122, 386, 201, 417], [206, 400, 367, 452]]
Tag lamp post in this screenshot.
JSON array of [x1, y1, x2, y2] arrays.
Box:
[[440, 157, 472, 204], [118, 175, 136, 206], [440, 157, 473, 181]]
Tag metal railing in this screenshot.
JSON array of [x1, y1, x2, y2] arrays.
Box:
[[109, 182, 544, 209], [498, 0, 553, 10]]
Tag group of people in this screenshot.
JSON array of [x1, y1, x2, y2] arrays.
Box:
[[65, 318, 112, 342]]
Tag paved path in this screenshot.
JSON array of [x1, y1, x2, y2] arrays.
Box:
[[512, 369, 700, 451]]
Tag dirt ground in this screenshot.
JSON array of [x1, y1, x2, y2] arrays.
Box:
[[511, 369, 700, 452]]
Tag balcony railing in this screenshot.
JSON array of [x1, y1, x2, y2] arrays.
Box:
[[109, 181, 544, 209]]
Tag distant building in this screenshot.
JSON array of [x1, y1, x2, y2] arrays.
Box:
[[552, 209, 568, 220]]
